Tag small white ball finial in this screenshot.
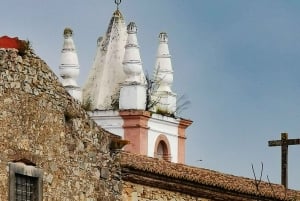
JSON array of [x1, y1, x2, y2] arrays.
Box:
[[127, 22, 137, 34], [63, 27, 73, 38], [159, 32, 168, 43]]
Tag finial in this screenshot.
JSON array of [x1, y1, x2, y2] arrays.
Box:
[[123, 22, 143, 83], [127, 22, 137, 34], [59, 27, 82, 102], [63, 27, 73, 38], [159, 32, 168, 43], [115, 0, 121, 10]]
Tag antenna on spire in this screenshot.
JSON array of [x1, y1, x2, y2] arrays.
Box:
[[115, 0, 121, 10]]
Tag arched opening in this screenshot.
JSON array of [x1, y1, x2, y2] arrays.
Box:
[[154, 135, 171, 161]]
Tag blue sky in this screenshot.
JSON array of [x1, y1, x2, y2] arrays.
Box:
[[2, 0, 300, 190]]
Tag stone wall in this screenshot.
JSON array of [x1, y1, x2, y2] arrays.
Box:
[[0, 48, 122, 200], [122, 181, 210, 201]]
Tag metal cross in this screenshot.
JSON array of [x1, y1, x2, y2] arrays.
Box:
[[115, 0, 121, 9], [268, 133, 300, 188]]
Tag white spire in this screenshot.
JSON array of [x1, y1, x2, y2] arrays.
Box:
[[119, 22, 146, 110], [154, 32, 173, 93], [123, 22, 145, 83], [59, 28, 82, 102], [82, 9, 127, 110], [152, 32, 176, 114], [59, 28, 80, 87]]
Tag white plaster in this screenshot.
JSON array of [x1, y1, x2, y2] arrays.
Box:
[[119, 84, 146, 110], [88, 110, 124, 138], [154, 32, 173, 93], [153, 32, 176, 114], [59, 28, 82, 102], [153, 91, 176, 115], [89, 109, 181, 162], [88, 108, 181, 162], [119, 22, 146, 109], [122, 22, 145, 83], [65, 86, 82, 102], [83, 10, 128, 110], [59, 28, 80, 88], [147, 114, 180, 163]]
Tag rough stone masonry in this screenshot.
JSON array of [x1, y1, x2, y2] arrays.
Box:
[[0, 47, 122, 201]]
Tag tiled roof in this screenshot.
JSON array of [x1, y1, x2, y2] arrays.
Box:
[[121, 152, 300, 200]]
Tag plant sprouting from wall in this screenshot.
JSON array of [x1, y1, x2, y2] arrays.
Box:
[[111, 89, 120, 110], [145, 67, 190, 117], [175, 94, 191, 117], [82, 96, 93, 111], [156, 107, 174, 117], [18, 40, 32, 56], [145, 72, 160, 111]]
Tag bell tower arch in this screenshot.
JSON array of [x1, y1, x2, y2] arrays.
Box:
[[154, 134, 171, 161]]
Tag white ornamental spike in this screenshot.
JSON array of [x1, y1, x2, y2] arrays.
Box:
[[123, 22, 145, 83], [154, 32, 173, 93], [59, 28, 80, 87], [119, 22, 146, 110]]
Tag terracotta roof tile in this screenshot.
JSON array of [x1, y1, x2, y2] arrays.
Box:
[[121, 152, 300, 200]]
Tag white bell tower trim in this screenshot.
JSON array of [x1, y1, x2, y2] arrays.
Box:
[[119, 22, 146, 110], [59, 28, 82, 102], [153, 32, 176, 114]]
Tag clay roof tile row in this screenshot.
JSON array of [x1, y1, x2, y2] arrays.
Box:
[[121, 152, 300, 200]]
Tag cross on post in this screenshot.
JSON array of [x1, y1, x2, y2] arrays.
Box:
[[268, 133, 300, 188]]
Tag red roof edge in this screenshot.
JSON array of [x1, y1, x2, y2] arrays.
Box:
[[0, 36, 23, 49]]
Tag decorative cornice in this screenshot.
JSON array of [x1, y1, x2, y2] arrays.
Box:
[[119, 110, 151, 117], [178, 118, 193, 128], [119, 110, 151, 129]]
